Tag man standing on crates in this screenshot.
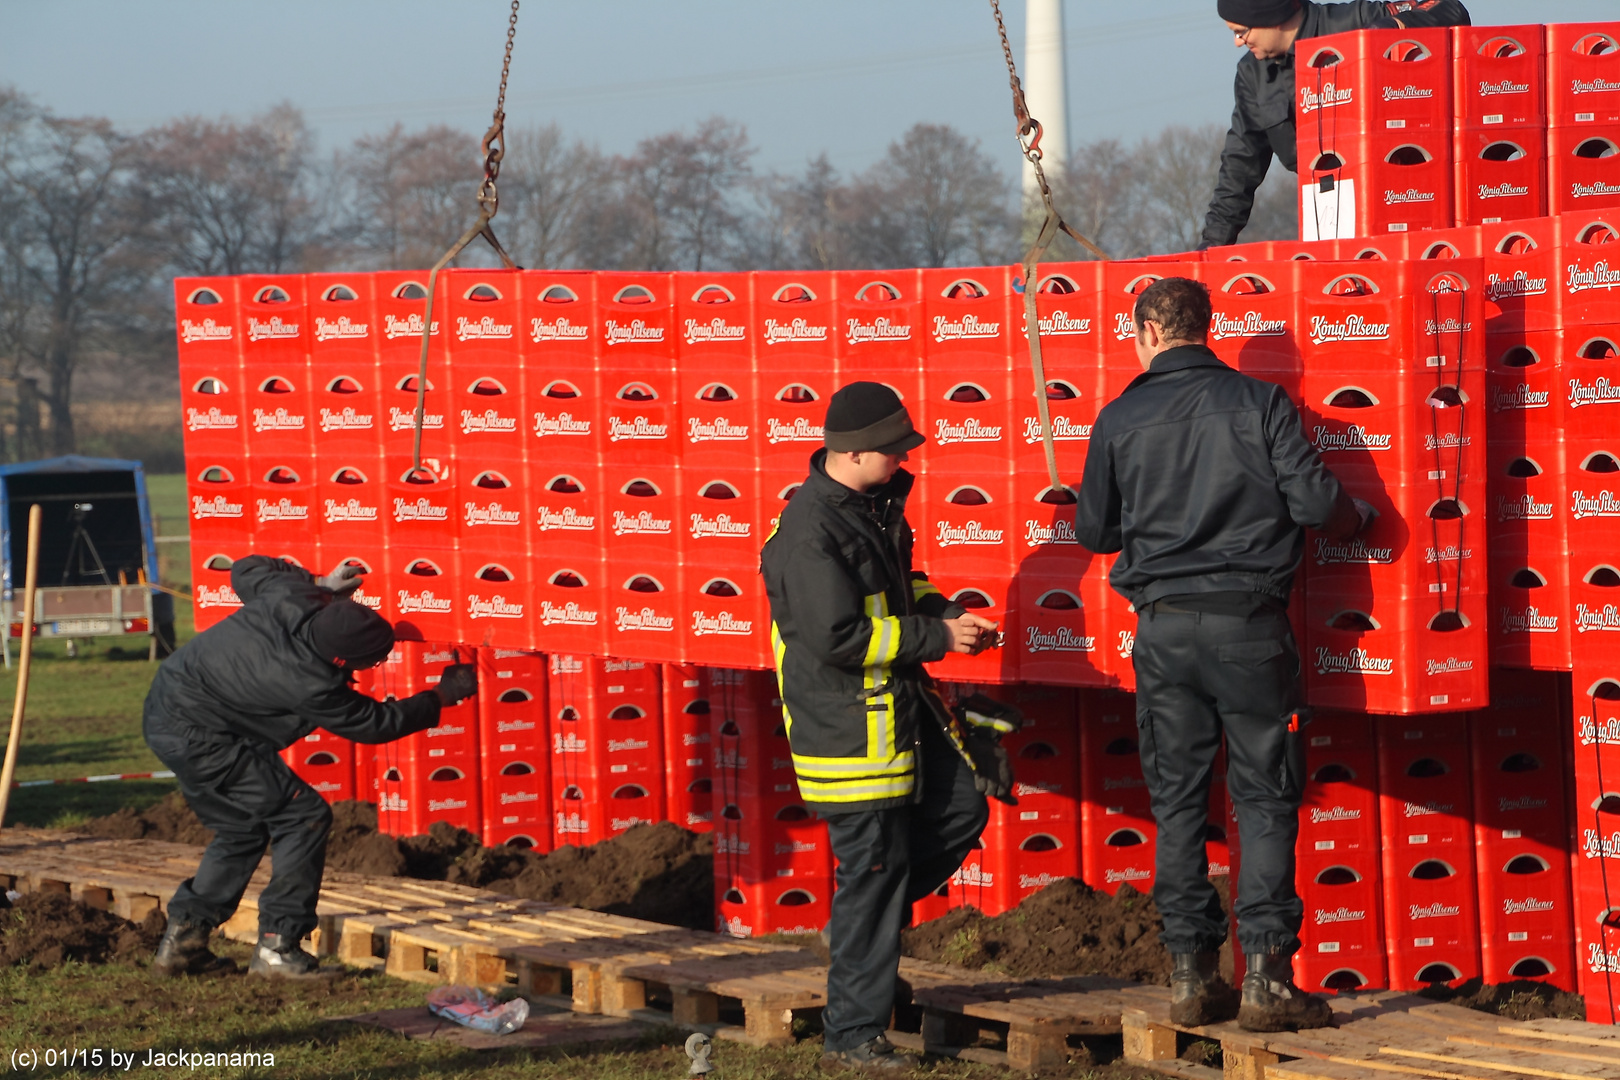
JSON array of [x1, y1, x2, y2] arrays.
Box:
[[142, 555, 478, 978], [1073, 279, 1374, 1032], [1200, 0, 1470, 250], [761, 382, 1021, 1072]]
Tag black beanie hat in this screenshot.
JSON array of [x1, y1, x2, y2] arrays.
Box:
[[310, 600, 395, 669], [1217, 0, 1301, 28], [824, 382, 925, 455]]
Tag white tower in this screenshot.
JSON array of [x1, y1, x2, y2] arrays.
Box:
[[1022, 0, 1069, 202]]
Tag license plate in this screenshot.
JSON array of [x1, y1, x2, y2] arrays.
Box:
[[52, 619, 114, 635]]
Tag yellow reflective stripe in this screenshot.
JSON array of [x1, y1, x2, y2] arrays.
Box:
[[913, 579, 943, 601], [790, 750, 914, 777], [795, 775, 915, 801], [862, 616, 902, 667], [770, 621, 793, 737]]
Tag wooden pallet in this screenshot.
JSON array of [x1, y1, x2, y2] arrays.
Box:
[[903, 973, 1165, 1071], [1123, 992, 1620, 1080]]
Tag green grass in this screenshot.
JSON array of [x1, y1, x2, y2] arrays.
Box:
[[146, 473, 190, 592], [0, 945, 1151, 1079]]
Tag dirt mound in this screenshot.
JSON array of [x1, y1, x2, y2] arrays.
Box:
[[79, 790, 214, 846], [84, 797, 715, 931], [0, 892, 167, 970], [904, 880, 1178, 984], [1421, 977, 1586, 1022]]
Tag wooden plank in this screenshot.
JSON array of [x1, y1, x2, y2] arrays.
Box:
[[1447, 1034, 1620, 1067], [885, 1029, 1009, 1069], [1381, 1046, 1607, 1080], [1123, 1012, 1179, 1063], [1508, 1021, 1620, 1048]]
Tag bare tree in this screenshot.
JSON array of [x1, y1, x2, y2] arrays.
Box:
[[850, 124, 1014, 268], [1138, 125, 1226, 255], [0, 93, 149, 453], [135, 103, 315, 276], [502, 122, 609, 269], [1047, 137, 1149, 260], [602, 117, 756, 272], [335, 123, 482, 269]]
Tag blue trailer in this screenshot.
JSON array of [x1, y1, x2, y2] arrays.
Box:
[[0, 456, 173, 660]]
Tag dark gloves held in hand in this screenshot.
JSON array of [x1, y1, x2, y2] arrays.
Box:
[[963, 731, 1017, 805], [435, 664, 478, 706], [956, 693, 1025, 738]]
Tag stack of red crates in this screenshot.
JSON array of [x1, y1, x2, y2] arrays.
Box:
[[1296, 258, 1489, 713], [662, 663, 714, 832], [477, 647, 550, 849], [1377, 713, 1482, 989], [1079, 689, 1155, 896], [546, 653, 664, 845], [1451, 26, 1549, 226], [1470, 668, 1576, 989], [979, 684, 1081, 914], [1294, 712, 1387, 993], [709, 667, 832, 937], [365, 641, 483, 837], [1546, 24, 1620, 216], [1296, 26, 1454, 239]]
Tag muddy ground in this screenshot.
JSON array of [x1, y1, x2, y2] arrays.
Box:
[[0, 890, 166, 970], [81, 794, 715, 931]]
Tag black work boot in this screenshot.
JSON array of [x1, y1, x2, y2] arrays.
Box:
[[820, 1034, 912, 1073], [152, 920, 236, 978], [1238, 951, 1333, 1032], [1170, 952, 1240, 1027], [247, 932, 321, 978]]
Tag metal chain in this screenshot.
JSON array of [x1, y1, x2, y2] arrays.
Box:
[[478, 0, 520, 217], [412, 0, 521, 471]]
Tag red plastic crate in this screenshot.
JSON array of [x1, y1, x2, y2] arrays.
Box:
[[715, 797, 831, 883], [918, 368, 1017, 471], [1479, 218, 1560, 334], [189, 549, 247, 632], [186, 461, 252, 552], [1199, 262, 1303, 396], [530, 555, 606, 657], [247, 460, 317, 546], [714, 874, 831, 938], [1453, 126, 1548, 226], [317, 455, 387, 546], [602, 370, 679, 468], [1299, 130, 1453, 239], [1010, 569, 1112, 688], [1295, 27, 1453, 143], [522, 271, 602, 465], [457, 462, 529, 559], [832, 270, 924, 404], [1557, 214, 1620, 328], [176, 278, 246, 460], [280, 730, 357, 802], [597, 272, 676, 373], [1297, 848, 1389, 993], [1452, 25, 1546, 129], [603, 558, 685, 664], [366, 642, 483, 837], [383, 453, 457, 550], [707, 668, 796, 805], [986, 817, 1080, 911], [924, 575, 1020, 686], [1546, 23, 1620, 129], [677, 274, 757, 470], [388, 547, 459, 643], [1549, 125, 1620, 215], [915, 467, 1018, 582], [307, 273, 383, 457]]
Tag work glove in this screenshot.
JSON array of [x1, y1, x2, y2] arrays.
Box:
[[435, 663, 479, 707], [1352, 497, 1378, 534], [963, 730, 1016, 806], [955, 693, 1024, 739], [319, 559, 365, 595]]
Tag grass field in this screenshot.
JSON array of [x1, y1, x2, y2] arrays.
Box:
[[2, 473, 193, 827]]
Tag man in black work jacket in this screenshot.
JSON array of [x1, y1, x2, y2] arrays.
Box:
[[1074, 278, 1371, 1033], [1201, 0, 1470, 249], [143, 555, 477, 978], [761, 382, 1017, 1072]]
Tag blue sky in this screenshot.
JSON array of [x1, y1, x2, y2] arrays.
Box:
[[4, 1, 1614, 178]]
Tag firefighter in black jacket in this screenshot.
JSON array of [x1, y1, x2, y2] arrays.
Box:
[[1201, 0, 1471, 249], [1074, 279, 1373, 1032], [761, 382, 1017, 1072], [143, 555, 477, 978]]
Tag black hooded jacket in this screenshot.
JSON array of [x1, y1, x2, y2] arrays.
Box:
[[143, 556, 439, 751], [1073, 345, 1360, 607], [1201, 0, 1471, 248], [760, 451, 963, 813]]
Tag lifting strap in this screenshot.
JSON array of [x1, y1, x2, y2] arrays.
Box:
[[412, 0, 523, 472], [988, 0, 1109, 494]]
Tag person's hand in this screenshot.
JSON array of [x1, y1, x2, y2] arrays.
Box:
[[963, 731, 1016, 805], [319, 560, 365, 595], [1352, 497, 1378, 534], [434, 664, 478, 707], [945, 613, 999, 655]]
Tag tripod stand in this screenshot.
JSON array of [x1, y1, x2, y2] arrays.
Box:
[[62, 503, 113, 588]]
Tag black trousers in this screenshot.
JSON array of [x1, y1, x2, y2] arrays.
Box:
[[144, 722, 332, 942], [820, 721, 988, 1053], [1132, 605, 1306, 957]]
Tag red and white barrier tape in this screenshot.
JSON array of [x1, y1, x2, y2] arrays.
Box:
[[10, 770, 175, 790]]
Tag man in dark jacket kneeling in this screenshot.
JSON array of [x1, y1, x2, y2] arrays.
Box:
[[1074, 279, 1372, 1032], [143, 555, 476, 978]]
